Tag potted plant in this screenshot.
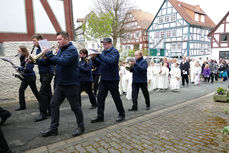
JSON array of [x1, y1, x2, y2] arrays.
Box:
[[213, 87, 228, 102]]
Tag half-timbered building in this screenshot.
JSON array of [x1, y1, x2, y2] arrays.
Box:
[[208, 11, 229, 60], [121, 9, 154, 51], [147, 0, 215, 58]]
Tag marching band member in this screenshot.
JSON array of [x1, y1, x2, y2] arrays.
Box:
[[169, 63, 181, 91], [91, 38, 125, 123], [40, 31, 84, 137], [78, 49, 97, 109], [158, 63, 169, 92], [15, 46, 40, 111], [128, 51, 150, 111], [32, 34, 54, 122], [89, 49, 101, 97]]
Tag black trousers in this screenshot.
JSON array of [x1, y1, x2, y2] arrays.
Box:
[[0, 127, 10, 153], [215, 73, 218, 81], [50, 85, 84, 130], [204, 77, 210, 82], [132, 82, 150, 109], [181, 75, 189, 86], [79, 81, 97, 107], [97, 80, 125, 118], [210, 73, 215, 83], [93, 74, 100, 96], [39, 73, 53, 116], [19, 75, 40, 108]]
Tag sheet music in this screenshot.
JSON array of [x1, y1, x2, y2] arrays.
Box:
[[38, 39, 51, 50]]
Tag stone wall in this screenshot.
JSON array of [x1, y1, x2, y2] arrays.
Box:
[[0, 41, 82, 103]]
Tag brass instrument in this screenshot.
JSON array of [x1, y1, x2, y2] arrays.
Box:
[[29, 44, 59, 63], [125, 58, 135, 71]]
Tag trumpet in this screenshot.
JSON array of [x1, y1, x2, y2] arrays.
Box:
[[29, 44, 59, 63]]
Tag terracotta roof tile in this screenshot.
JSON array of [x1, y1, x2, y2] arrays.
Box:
[[130, 9, 155, 30], [169, 0, 215, 28]]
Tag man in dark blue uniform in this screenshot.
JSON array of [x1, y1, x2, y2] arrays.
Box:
[[89, 49, 101, 97], [128, 51, 150, 111], [40, 31, 84, 137], [32, 34, 54, 122], [78, 49, 97, 109], [91, 38, 125, 123]]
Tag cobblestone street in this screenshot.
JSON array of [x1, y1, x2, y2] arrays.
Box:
[[25, 92, 229, 153]]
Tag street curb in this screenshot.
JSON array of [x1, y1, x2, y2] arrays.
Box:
[[24, 92, 215, 153]]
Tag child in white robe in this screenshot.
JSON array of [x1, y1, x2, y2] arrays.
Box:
[[169, 63, 181, 91], [158, 63, 169, 91], [126, 72, 133, 100], [194, 61, 201, 86], [190, 59, 196, 83], [152, 62, 160, 90]]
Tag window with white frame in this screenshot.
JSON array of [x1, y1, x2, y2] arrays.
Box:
[[201, 15, 205, 22], [155, 32, 160, 38], [165, 15, 170, 23], [172, 44, 176, 50], [177, 43, 182, 50], [171, 14, 176, 22], [172, 29, 176, 37], [195, 13, 199, 21], [158, 16, 164, 24], [161, 31, 165, 38], [166, 30, 171, 37], [135, 31, 140, 39]]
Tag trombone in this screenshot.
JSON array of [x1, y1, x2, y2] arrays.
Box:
[[29, 44, 59, 63]]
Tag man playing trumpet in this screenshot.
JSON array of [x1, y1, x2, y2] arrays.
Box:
[[40, 31, 84, 137], [31, 34, 54, 122]]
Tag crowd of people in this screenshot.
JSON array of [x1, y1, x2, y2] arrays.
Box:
[[0, 31, 229, 153], [119, 56, 229, 101]]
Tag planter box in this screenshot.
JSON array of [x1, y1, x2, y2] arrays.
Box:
[[213, 93, 228, 102]]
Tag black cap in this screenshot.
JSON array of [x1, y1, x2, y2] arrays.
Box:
[[101, 38, 112, 43]]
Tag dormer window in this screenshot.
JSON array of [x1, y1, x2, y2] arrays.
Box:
[[195, 13, 199, 21], [201, 15, 205, 22]]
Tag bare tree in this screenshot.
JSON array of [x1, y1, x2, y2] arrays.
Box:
[[93, 0, 135, 47]]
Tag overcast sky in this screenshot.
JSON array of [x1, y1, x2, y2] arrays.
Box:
[[72, 0, 228, 26]]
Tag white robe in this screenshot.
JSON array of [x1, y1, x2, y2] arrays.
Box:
[[121, 67, 129, 93], [194, 66, 201, 85], [147, 66, 153, 92], [169, 67, 181, 90], [126, 72, 133, 100], [152, 65, 160, 90], [158, 66, 169, 89], [190, 61, 196, 83], [119, 66, 125, 95]]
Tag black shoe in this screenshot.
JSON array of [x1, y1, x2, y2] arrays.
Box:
[[89, 105, 97, 109], [34, 115, 47, 122], [72, 127, 85, 137], [0, 113, 11, 125], [15, 107, 26, 111], [128, 108, 138, 111], [40, 129, 58, 137], [116, 116, 125, 122], [146, 106, 150, 111], [91, 117, 104, 123]]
